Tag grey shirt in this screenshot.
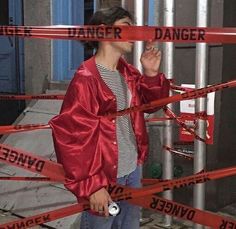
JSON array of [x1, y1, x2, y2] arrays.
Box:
[[96, 64, 137, 177]]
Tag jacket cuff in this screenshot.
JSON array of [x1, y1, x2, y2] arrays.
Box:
[[142, 73, 166, 84], [65, 172, 109, 200]]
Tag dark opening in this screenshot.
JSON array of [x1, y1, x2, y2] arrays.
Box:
[[84, 0, 94, 60], [0, 0, 9, 25]]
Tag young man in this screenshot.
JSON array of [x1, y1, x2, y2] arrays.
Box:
[[50, 6, 170, 229]]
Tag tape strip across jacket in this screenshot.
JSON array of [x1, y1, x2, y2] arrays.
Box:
[[1, 143, 236, 228]]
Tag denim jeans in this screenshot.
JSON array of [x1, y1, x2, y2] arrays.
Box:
[[80, 166, 141, 229]]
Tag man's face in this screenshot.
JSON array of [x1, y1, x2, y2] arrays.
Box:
[[111, 17, 134, 54]]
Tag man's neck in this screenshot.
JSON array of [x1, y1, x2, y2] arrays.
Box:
[[95, 47, 122, 71]]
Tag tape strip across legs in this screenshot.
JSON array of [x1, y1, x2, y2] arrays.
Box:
[[1, 184, 236, 229], [2, 143, 236, 228]]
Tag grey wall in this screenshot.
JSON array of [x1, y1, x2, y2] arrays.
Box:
[[144, 0, 234, 211], [216, 0, 236, 209], [24, 0, 51, 94]]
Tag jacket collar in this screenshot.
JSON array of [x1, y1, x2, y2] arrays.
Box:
[[83, 55, 128, 78]]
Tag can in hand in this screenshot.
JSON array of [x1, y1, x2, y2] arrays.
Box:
[[108, 202, 120, 216]]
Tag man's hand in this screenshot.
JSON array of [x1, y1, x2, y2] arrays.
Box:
[[140, 41, 162, 77], [89, 187, 112, 217]]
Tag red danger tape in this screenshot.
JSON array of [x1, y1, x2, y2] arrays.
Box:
[[145, 117, 174, 122], [0, 143, 65, 182], [0, 176, 59, 182], [2, 144, 236, 228], [171, 84, 194, 92], [163, 107, 206, 143], [1, 142, 236, 198], [2, 25, 236, 43], [0, 202, 89, 229], [0, 176, 158, 184], [0, 124, 50, 134], [129, 194, 236, 229], [1, 184, 236, 229], [0, 94, 64, 100], [164, 145, 194, 160], [106, 79, 236, 118], [109, 166, 236, 202]]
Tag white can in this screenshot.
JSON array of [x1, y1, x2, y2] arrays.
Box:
[[108, 202, 120, 216]]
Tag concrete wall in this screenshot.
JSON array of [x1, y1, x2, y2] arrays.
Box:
[[24, 0, 51, 94]]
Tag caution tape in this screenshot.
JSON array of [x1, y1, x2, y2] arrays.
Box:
[[2, 144, 236, 227], [0, 176, 59, 182], [1, 141, 236, 202], [129, 194, 236, 229], [2, 25, 236, 43], [0, 202, 89, 229], [107, 79, 236, 118], [145, 117, 174, 122], [1, 142, 236, 199], [1, 183, 236, 228], [0, 124, 50, 135], [0, 94, 64, 100], [0, 144, 65, 182], [2, 142, 236, 198], [163, 106, 206, 143], [164, 145, 194, 160], [141, 178, 163, 185], [171, 84, 194, 92], [0, 176, 159, 184]]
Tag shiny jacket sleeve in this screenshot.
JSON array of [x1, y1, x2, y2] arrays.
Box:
[[49, 73, 108, 200], [130, 64, 170, 112], [139, 72, 170, 112]]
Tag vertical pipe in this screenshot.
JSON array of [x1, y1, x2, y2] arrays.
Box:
[[121, 0, 126, 8], [193, 1, 208, 229], [133, 0, 144, 224], [134, 0, 144, 72], [162, 0, 175, 226], [94, 0, 100, 12]]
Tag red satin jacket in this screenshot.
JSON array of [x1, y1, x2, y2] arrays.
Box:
[[50, 56, 170, 200]]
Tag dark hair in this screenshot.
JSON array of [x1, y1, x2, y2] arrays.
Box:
[[86, 6, 133, 49]]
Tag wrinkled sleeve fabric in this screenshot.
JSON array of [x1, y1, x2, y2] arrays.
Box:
[[138, 72, 170, 113], [49, 73, 108, 200]]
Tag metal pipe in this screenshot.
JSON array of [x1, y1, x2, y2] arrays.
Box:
[[162, 0, 175, 226], [121, 0, 126, 8], [133, 0, 145, 224], [133, 0, 144, 72], [94, 0, 100, 12], [193, 1, 208, 229]]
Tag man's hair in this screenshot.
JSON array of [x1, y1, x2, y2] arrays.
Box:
[[86, 6, 133, 49]]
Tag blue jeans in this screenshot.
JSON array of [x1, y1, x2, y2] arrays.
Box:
[[80, 166, 141, 229]]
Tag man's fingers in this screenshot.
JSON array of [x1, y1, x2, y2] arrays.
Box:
[[145, 45, 153, 51], [153, 50, 161, 57], [145, 39, 158, 51], [90, 203, 95, 211], [104, 203, 109, 217], [107, 194, 113, 203], [98, 204, 104, 214]]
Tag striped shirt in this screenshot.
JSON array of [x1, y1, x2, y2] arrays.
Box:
[[96, 64, 138, 177]]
